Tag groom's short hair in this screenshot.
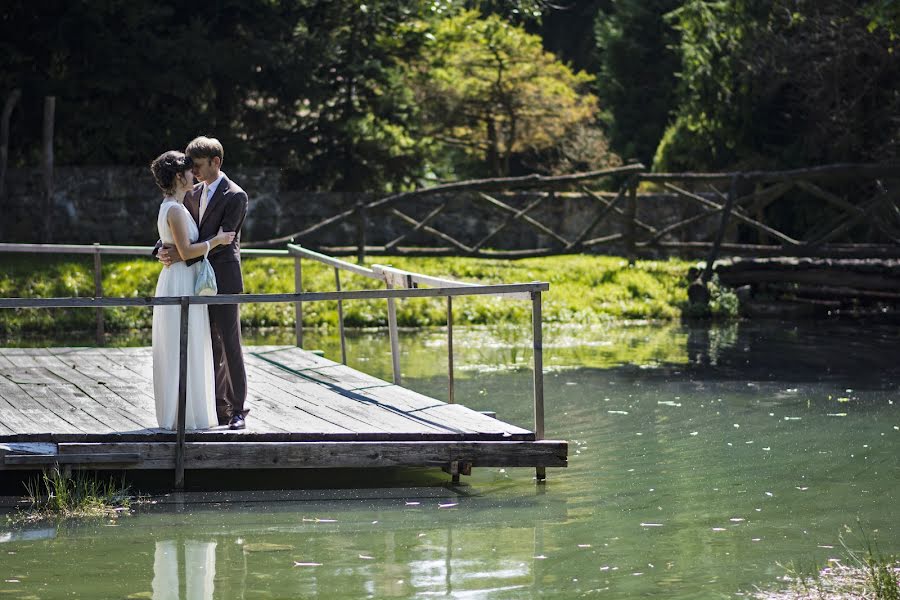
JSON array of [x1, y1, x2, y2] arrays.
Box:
[[186, 136, 224, 161]]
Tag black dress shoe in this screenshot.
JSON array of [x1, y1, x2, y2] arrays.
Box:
[[228, 414, 246, 430]]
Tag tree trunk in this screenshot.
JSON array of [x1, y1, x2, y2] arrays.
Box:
[[0, 88, 21, 240], [42, 96, 55, 243]]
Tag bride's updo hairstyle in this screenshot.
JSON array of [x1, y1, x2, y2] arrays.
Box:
[[150, 150, 193, 196]]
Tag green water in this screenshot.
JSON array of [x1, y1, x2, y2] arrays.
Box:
[[1, 321, 898, 599]]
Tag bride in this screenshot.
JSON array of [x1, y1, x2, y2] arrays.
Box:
[[150, 151, 235, 430]]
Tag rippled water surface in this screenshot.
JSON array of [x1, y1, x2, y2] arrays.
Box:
[[1, 321, 898, 599]]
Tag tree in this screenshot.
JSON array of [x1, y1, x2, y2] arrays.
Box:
[[404, 10, 603, 177], [0, 0, 309, 166], [656, 0, 900, 171], [594, 0, 682, 166], [281, 1, 434, 192]]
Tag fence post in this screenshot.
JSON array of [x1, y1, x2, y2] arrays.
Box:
[[174, 296, 190, 490], [386, 282, 401, 385], [294, 255, 303, 348], [356, 200, 367, 265], [93, 243, 104, 346], [334, 267, 347, 364], [531, 290, 546, 482], [625, 176, 638, 264], [447, 296, 454, 404], [702, 175, 739, 284]]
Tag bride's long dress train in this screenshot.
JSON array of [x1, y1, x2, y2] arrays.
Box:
[[152, 200, 217, 430]]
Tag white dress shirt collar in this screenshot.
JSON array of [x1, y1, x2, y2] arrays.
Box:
[[204, 171, 226, 198]]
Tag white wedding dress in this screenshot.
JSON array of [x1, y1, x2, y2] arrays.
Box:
[[152, 199, 217, 430]]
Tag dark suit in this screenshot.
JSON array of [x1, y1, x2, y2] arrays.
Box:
[[183, 174, 249, 423]]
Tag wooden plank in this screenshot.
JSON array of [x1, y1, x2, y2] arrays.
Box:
[[355, 386, 532, 438], [247, 361, 449, 434], [303, 365, 394, 392], [5, 453, 141, 466], [241, 376, 341, 434], [249, 347, 337, 371], [19, 384, 113, 434], [0, 388, 48, 434], [0, 374, 83, 434], [27, 354, 155, 430], [252, 363, 451, 434], [49, 441, 567, 469]]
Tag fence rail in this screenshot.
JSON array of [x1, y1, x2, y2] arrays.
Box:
[[242, 162, 900, 263]]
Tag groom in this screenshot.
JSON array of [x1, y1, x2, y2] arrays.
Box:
[[157, 136, 250, 430]]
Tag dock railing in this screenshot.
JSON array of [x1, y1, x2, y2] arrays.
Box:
[[0, 242, 550, 486]]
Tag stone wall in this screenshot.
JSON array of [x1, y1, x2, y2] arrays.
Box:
[[1, 166, 716, 252]]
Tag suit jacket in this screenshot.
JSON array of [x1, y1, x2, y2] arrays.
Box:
[[183, 173, 249, 294]]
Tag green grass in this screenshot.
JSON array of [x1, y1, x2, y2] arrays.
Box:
[[0, 253, 700, 334], [9, 467, 135, 524]]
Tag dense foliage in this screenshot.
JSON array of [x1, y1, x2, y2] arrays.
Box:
[[1, 1, 896, 188], [654, 0, 900, 171]]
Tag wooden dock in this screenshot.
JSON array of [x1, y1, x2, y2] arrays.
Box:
[[0, 346, 566, 479]]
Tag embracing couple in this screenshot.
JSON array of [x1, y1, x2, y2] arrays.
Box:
[[149, 136, 249, 432]]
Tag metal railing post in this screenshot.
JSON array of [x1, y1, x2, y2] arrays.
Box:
[[93, 242, 104, 346], [531, 290, 546, 482], [447, 296, 454, 404], [386, 281, 401, 385], [174, 296, 189, 490], [334, 267, 347, 364], [294, 255, 303, 348]]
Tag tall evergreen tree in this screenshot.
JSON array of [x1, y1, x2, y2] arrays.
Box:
[[594, 0, 682, 166]]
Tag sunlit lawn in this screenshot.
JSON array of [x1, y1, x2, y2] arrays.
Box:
[[0, 253, 694, 334]]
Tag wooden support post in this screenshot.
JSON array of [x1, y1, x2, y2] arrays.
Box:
[[531, 291, 546, 482], [334, 267, 347, 364], [294, 256, 303, 348], [356, 201, 367, 265], [93, 243, 104, 346], [701, 175, 738, 284], [386, 282, 401, 385], [625, 176, 638, 264], [41, 96, 55, 243], [447, 296, 454, 404], [174, 296, 190, 490]]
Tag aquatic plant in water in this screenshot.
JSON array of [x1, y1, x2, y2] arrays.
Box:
[[9, 467, 135, 523]]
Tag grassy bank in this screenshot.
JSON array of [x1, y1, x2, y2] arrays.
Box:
[[0, 253, 699, 334]]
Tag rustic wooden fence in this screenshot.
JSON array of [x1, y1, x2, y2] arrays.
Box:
[[246, 162, 900, 266]]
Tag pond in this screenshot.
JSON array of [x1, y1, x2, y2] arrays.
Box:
[[1, 320, 898, 599]]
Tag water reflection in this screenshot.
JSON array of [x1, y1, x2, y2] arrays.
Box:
[[152, 540, 216, 600]]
